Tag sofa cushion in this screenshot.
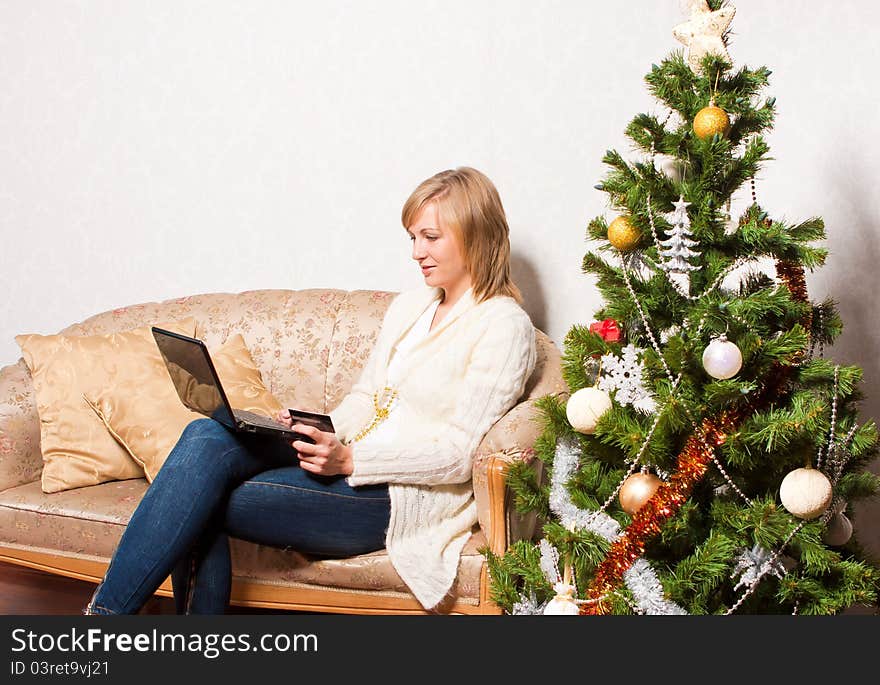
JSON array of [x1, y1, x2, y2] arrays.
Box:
[[58, 289, 396, 414], [86, 333, 283, 482], [0, 478, 482, 603], [228, 530, 484, 604], [15, 318, 196, 493]]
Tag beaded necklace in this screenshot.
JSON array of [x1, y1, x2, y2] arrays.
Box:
[[350, 386, 399, 443], [348, 298, 439, 444]]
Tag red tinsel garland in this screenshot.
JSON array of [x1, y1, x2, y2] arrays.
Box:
[[581, 414, 737, 614]]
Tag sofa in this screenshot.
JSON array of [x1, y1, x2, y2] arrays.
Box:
[[0, 288, 564, 615]]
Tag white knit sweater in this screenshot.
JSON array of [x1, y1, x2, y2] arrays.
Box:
[[329, 286, 537, 610]]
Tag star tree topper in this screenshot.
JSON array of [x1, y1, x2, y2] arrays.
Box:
[[672, 0, 736, 73]]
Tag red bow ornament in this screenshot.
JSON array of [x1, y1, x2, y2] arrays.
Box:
[[590, 318, 622, 343]]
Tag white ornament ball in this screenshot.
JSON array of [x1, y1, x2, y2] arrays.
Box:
[[702, 336, 743, 380], [779, 467, 833, 520], [566, 387, 612, 434], [542, 583, 580, 615], [654, 153, 685, 183], [823, 512, 853, 546]]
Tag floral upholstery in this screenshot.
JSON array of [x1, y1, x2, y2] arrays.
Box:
[[0, 288, 564, 611], [0, 478, 485, 603], [0, 360, 43, 493]]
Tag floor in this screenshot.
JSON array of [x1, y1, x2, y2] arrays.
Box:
[[0, 562, 283, 615]]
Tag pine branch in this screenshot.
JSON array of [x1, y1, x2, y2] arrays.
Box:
[[561, 324, 614, 391], [593, 406, 658, 461], [788, 216, 826, 243], [733, 215, 828, 266], [703, 378, 759, 409], [568, 459, 624, 513], [656, 500, 702, 548], [811, 298, 843, 346], [645, 52, 701, 116], [848, 420, 879, 461], [484, 541, 553, 612], [740, 390, 827, 455], [719, 65, 772, 104], [797, 359, 863, 398], [586, 215, 609, 242], [715, 497, 794, 549], [505, 459, 546, 517], [718, 135, 771, 198], [727, 285, 810, 333], [729, 97, 775, 143], [599, 149, 644, 209], [665, 530, 738, 611], [758, 324, 810, 366], [781, 559, 880, 615], [542, 520, 612, 576], [626, 113, 667, 154], [791, 522, 840, 575], [581, 251, 624, 284], [836, 471, 880, 502]]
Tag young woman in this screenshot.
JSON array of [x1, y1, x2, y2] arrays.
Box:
[[85, 166, 537, 614]]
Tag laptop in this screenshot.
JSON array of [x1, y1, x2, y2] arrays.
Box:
[[151, 326, 307, 440]]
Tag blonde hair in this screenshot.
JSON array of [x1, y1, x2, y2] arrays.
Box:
[[401, 167, 522, 303]]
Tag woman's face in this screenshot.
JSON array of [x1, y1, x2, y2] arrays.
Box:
[[407, 201, 470, 297]]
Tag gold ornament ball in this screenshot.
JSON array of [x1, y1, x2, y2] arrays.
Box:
[[693, 104, 730, 140], [779, 467, 833, 520], [566, 387, 612, 434], [618, 472, 662, 516], [607, 215, 641, 251]]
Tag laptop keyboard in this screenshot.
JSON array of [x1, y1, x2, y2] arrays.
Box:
[[233, 409, 288, 430]]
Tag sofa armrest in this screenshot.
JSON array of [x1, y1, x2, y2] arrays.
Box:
[[0, 360, 43, 492], [472, 399, 545, 556]]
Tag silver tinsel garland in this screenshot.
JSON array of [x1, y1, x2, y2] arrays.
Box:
[[539, 538, 562, 584], [543, 437, 687, 615], [625, 560, 688, 615], [549, 437, 623, 538]]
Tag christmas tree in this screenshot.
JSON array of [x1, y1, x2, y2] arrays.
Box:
[[486, 0, 880, 615]]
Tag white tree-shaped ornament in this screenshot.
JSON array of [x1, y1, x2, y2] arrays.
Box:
[[659, 196, 700, 295]]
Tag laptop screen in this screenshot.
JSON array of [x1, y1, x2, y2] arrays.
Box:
[[152, 328, 237, 429]]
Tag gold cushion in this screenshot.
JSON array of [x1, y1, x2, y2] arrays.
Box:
[[87, 333, 282, 482], [15, 318, 196, 493]]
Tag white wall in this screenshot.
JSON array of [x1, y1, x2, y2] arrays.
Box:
[[3, 2, 880, 547]]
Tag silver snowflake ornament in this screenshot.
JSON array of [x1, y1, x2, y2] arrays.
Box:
[[597, 344, 657, 413], [511, 591, 548, 615], [731, 544, 787, 591]]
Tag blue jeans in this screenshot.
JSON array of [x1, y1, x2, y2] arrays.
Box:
[[86, 418, 390, 614]]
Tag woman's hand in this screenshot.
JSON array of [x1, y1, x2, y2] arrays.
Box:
[[289, 422, 354, 476], [276, 409, 293, 428]]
